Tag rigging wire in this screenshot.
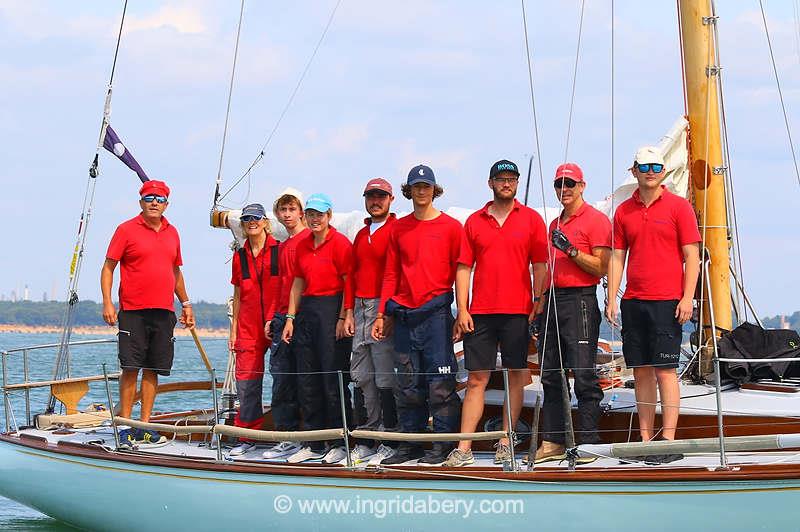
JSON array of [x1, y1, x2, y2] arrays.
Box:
[[561, 0, 586, 163], [217, 0, 344, 205], [758, 0, 800, 189], [214, 0, 246, 206], [51, 0, 130, 411], [793, 0, 800, 66], [608, 0, 618, 355]]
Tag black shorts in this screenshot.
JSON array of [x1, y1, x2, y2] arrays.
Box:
[[118, 309, 177, 376], [621, 299, 682, 370], [463, 314, 529, 371]]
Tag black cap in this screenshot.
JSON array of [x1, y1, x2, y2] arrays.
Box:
[[489, 160, 520, 179], [407, 164, 436, 186]]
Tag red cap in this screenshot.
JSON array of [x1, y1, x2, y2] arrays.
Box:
[[363, 177, 393, 196], [139, 180, 170, 198], [554, 163, 584, 183]]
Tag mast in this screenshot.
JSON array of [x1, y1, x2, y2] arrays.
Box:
[[678, 0, 732, 375]]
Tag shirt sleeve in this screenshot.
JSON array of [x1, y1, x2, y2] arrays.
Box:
[[529, 211, 549, 264], [335, 237, 355, 310], [264, 243, 279, 321], [676, 200, 702, 246], [613, 209, 628, 250], [106, 225, 126, 261], [174, 230, 183, 267], [456, 218, 475, 267], [590, 212, 613, 250], [231, 250, 241, 286], [379, 227, 400, 314]]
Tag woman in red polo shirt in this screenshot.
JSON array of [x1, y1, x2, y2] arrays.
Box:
[[228, 203, 280, 456], [281, 193, 354, 464]]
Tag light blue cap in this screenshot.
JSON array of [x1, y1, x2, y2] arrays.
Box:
[[305, 193, 333, 213]]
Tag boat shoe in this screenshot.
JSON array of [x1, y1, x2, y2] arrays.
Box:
[[494, 442, 513, 464], [137, 429, 167, 445], [367, 444, 397, 466], [442, 448, 475, 467], [382, 444, 424, 465], [286, 446, 326, 464], [229, 441, 256, 456], [340, 444, 376, 465], [262, 441, 301, 459], [322, 446, 348, 464], [532, 441, 566, 464]]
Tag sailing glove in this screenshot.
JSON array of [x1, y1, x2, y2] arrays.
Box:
[[551, 228, 573, 253]]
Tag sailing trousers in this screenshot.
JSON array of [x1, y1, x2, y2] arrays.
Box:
[[351, 297, 400, 432], [268, 313, 300, 432], [293, 294, 353, 451], [234, 340, 269, 434], [387, 292, 461, 441], [538, 286, 604, 445]]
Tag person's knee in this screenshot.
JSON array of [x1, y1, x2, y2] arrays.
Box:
[[466, 371, 490, 390]]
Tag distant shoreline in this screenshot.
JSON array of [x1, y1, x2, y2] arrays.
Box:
[[0, 324, 229, 338]]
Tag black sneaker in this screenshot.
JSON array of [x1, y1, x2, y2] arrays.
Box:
[[418, 444, 452, 466], [381, 444, 424, 465]]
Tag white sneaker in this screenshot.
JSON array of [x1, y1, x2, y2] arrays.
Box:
[[367, 444, 396, 466], [286, 446, 326, 464], [229, 442, 256, 456], [340, 444, 376, 465], [262, 441, 301, 459], [322, 446, 348, 464]]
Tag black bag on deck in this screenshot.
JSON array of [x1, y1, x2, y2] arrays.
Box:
[[718, 322, 800, 383]]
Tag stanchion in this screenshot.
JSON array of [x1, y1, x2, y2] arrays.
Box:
[[102, 363, 120, 449], [502, 369, 518, 471], [338, 371, 352, 468], [210, 368, 223, 461]]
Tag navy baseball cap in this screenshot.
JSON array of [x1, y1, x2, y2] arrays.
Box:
[[407, 164, 436, 186], [241, 203, 267, 219], [489, 160, 520, 179]]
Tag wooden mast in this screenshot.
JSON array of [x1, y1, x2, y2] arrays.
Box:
[[678, 0, 732, 373]]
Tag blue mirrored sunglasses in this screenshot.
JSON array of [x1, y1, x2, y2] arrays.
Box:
[[636, 163, 664, 174], [240, 215, 264, 222], [141, 195, 168, 204]]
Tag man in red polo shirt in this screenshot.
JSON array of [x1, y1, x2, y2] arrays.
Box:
[[373, 164, 464, 466], [101, 180, 194, 447], [606, 146, 701, 443], [534, 163, 611, 464], [349, 177, 399, 465], [445, 159, 547, 467], [261, 188, 308, 460]]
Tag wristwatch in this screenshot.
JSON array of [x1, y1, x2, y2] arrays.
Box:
[[567, 246, 579, 258]]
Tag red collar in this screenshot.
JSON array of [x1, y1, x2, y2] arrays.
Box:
[[308, 226, 338, 248], [632, 185, 668, 206], [362, 213, 397, 226], [479, 199, 521, 218], [560, 201, 588, 224], [136, 213, 170, 231]]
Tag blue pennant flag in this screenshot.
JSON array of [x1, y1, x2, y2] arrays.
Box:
[[102, 125, 149, 183]]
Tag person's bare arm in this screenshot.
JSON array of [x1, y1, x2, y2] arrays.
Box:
[[676, 243, 701, 324], [605, 249, 626, 327], [174, 267, 195, 328], [101, 259, 118, 326], [229, 286, 240, 351], [453, 264, 473, 342], [531, 262, 548, 317], [282, 277, 305, 343], [572, 247, 611, 278]]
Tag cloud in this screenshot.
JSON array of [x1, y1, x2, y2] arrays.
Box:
[[293, 122, 371, 162], [125, 5, 207, 35]]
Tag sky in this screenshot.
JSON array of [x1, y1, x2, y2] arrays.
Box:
[[0, 0, 798, 316]]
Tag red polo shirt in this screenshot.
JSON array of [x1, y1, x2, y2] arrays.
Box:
[[352, 214, 397, 299], [106, 214, 182, 311], [293, 227, 354, 309], [459, 200, 547, 315], [231, 236, 280, 343], [380, 212, 465, 313], [550, 202, 612, 288], [613, 186, 701, 300], [275, 228, 310, 314]]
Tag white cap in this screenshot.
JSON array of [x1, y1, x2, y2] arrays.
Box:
[[272, 187, 305, 216], [633, 146, 665, 166]]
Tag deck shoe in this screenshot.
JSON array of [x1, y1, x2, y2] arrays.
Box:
[[442, 448, 475, 467], [137, 429, 167, 445], [322, 446, 348, 464], [342, 444, 376, 465], [287, 446, 326, 464], [418, 444, 452, 466], [533, 441, 566, 464], [493, 442, 513, 464], [229, 441, 256, 456], [366, 444, 397, 466], [381, 444, 424, 465], [262, 441, 301, 459]]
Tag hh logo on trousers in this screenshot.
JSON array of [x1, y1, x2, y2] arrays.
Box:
[[438, 366, 451, 374]]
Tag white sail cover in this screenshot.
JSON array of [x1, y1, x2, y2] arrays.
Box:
[[226, 116, 689, 245], [593, 116, 690, 218]]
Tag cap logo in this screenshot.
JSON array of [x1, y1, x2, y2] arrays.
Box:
[[419, 168, 425, 176], [496, 163, 515, 171]]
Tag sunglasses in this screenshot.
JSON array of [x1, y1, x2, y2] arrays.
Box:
[[141, 195, 168, 204], [492, 176, 519, 184], [364, 191, 390, 198], [554, 178, 578, 189], [636, 163, 664, 173], [240, 215, 264, 222]]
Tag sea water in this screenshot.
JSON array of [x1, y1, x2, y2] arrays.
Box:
[[0, 331, 237, 530]]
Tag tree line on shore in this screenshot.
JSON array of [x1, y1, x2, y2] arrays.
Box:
[[0, 300, 796, 333], [0, 300, 230, 329]]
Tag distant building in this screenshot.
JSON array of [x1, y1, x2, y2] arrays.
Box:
[[779, 315, 790, 330], [42, 291, 47, 302], [23, 285, 30, 301], [10, 290, 17, 302]]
